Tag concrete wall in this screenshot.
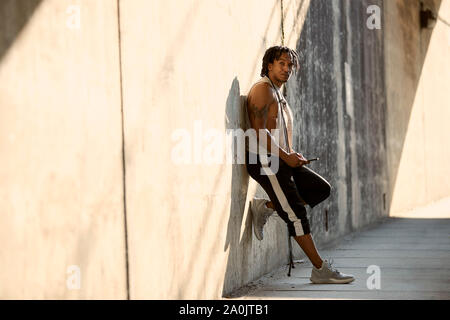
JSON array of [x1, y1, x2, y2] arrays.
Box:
[[0, 0, 127, 298], [280, 0, 389, 250], [118, 0, 289, 299], [384, 0, 450, 215], [0, 0, 449, 299]]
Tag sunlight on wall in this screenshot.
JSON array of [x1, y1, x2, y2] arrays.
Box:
[[389, 1, 450, 216]]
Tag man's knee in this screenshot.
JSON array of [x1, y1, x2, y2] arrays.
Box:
[[326, 182, 332, 196], [320, 182, 331, 201]]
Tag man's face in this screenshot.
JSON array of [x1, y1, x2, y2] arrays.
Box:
[[269, 52, 294, 83]]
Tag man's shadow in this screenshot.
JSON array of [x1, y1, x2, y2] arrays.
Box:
[[221, 77, 254, 297]]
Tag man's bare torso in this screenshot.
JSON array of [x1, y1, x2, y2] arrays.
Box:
[[247, 81, 293, 151]]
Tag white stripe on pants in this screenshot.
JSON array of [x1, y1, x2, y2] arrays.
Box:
[[260, 163, 305, 236]]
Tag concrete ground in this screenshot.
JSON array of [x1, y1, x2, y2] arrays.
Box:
[[230, 198, 450, 300]]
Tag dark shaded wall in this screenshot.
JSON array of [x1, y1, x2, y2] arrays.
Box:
[[285, 0, 388, 246]]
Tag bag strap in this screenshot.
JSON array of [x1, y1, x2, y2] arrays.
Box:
[[266, 76, 290, 151]]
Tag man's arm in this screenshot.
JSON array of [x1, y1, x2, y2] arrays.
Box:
[[247, 84, 305, 167]]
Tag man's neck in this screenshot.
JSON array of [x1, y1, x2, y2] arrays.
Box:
[[266, 74, 283, 90]]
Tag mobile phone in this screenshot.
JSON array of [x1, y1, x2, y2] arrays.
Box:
[[307, 158, 319, 162]]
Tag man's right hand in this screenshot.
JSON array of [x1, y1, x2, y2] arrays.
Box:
[[284, 152, 309, 168]]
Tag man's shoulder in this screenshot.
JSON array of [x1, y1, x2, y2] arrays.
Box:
[[250, 80, 271, 92], [248, 81, 275, 103]]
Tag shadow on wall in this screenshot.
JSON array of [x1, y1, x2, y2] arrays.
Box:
[[221, 77, 254, 297], [290, 0, 345, 243], [219, 0, 443, 297], [0, 0, 42, 62], [290, 0, 442, 239]]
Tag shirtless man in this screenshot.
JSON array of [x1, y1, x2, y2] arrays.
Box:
[[245, 46, 354, 284]]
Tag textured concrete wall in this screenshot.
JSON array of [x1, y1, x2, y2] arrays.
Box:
[[1, 0, 449, 299], [281, 0, 388, 248], [0, 0, 127, 298], [282, 0, 450, 246]]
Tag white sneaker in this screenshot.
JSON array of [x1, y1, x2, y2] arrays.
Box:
[[310, 259, 355, 284], [250, 198, 275, 241]]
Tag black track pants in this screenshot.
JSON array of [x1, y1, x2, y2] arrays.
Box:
[[245, 151, 331, 237]]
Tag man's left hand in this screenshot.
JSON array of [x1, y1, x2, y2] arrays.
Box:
[[296, 152, 310, 165]]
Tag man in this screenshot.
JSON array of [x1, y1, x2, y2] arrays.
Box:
[[245, 46, 355, 284]]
